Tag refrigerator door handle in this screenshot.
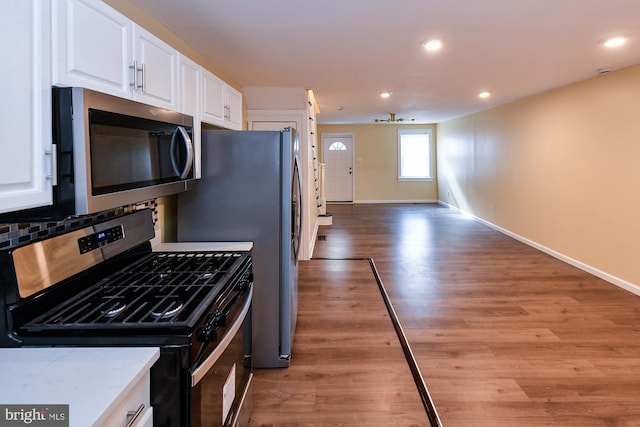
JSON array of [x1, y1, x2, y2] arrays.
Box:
[[292, 156, 303, 261]]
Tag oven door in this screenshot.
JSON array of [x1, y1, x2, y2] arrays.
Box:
[[190, 285, 253, 426]]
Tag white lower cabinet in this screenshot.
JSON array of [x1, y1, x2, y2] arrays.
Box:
[[100, 370, 153, 427], [0, 347, 159, 427], [0, 0, 53, 214], [135, 407, 154, 427]]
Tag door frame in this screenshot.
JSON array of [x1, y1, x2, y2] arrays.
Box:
[[321, 133, 355, 203]]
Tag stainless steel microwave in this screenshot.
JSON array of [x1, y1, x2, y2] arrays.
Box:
[[1, 87, 195, 222]]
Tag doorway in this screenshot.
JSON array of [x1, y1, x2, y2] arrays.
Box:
[[322, 134, 354, 202]]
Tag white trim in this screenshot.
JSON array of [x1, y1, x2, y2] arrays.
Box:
[[398, 128, 433, 181], [308, 218, 319, 258], [438, 201, 640, 297], [342, 199, 439, 204]]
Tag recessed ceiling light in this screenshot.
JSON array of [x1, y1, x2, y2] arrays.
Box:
[[600, 36, 627, 48], [422, 39, 443, 52], [478, 91, 491, 99], [380, 92, 392, 98]]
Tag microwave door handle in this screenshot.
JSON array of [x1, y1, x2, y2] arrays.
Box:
[[170, 126, 194, 179], [179, 126, 194, 178]]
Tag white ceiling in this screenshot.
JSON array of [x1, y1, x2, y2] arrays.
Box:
[[127, 0, 640, 124]]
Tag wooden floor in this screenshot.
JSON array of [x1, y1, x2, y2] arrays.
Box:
[[249, 258, 428, 426], [250, 204, 640, 426]]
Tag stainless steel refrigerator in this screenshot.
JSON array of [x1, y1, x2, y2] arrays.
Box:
[[177, 128, 301, 368]]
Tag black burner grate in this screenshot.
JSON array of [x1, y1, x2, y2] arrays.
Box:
[[22, 251, 248, 331]]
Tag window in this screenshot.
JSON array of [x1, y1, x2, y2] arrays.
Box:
[[398, 129, 433, 181], [328, 141, 347, 151]]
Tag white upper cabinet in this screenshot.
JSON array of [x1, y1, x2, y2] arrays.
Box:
[[201, 69, 226, 125], [201, 69, 243, 130], [1, 0, 243, 217], [0, 0, 53, 214], [226, 85, 243, 129], [178, 54, 202, 178], [178, 54, 200, 117], [53, 0, 178, 111], [52, 0, 133, 99], [132, 24, 178, 110]]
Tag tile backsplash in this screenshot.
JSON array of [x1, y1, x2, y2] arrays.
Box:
[[0, 200, 158, 250]]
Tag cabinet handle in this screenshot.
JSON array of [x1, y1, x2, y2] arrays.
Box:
[[45, 144, 57, 186], [129, 61, 137, 89], [139, 63, 146, 93], [129, 61, 144, 91], [125, 404, 145, 427]]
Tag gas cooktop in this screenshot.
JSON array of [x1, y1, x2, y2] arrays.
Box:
[[21, 251, 250, 331], [0, 210, 252, 343]]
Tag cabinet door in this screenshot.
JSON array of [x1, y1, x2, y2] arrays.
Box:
[[226, 85, 243, 130], [133, 25, 178, 110], [178, 54, 202, 178], [135, 407, 154, 427], [52, 0, 133, 98], [178, 54, 200, 117], [201, 69, 226, 127], [101, 371, 152, 427], [0, 0, 53, 214]]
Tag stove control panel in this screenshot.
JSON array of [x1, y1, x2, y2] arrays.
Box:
[[78, 225, 125, 254]]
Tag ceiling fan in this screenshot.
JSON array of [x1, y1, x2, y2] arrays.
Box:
[[374, 112, 415, 123]]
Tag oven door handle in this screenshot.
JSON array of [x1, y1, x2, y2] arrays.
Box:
[[191, 285, 252, 387]]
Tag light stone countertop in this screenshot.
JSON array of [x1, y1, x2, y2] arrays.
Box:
[[153, 241, 253, 252], [0, 347, 159, 426]]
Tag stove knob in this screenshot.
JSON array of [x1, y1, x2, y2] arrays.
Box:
[[212, 312, 226, 327], [234, 280, 248, 292], [197, 325, 217, 342]]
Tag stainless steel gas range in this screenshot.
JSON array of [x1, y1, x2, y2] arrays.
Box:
[[0, 209, 253, 427]]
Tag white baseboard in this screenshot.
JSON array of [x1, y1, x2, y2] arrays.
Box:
[[350, 199, 439, 204], [307, 219, 319, 260], [438, 201, 640, 296]]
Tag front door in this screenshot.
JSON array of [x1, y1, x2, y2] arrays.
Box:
[[322, 134, 354, 202]]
